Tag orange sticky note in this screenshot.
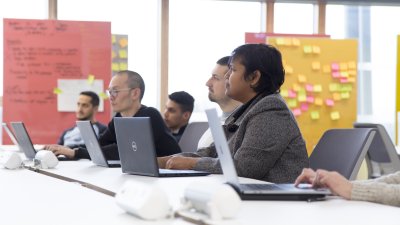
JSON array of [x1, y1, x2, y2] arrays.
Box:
[[348, 70, 357, 76], [339, 63, 348, 71], [310, 111, 320, 120], [311, 62, 321, 71], [112, 51, 116, 59], [323, 65, 331, 73], [348, 77, 356, 83], [292, 38, 300, 46], [348, 61, 356, 69], [298, 74, 307, 83], [285, 66, 294, 74], [331, 111, 340, 120], [284, 38, 292, 46], [312, 46, 320, 54], [293, 83, 301, 92], [314, 97, 323, 106], [333, 93, 341, 101], [119, 38, 128, 48]]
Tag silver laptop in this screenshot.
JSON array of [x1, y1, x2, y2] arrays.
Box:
[[114, 117, 209, 177], [76, 121, 120, 167], [178, 121, 209, 152], [2, 122, 20, 147], [10, 122, 37, 159], [205, 108, 331, 201]]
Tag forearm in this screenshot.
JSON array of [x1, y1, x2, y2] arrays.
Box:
[[193, 157, 222, 174], [351, 181, 400, 207]]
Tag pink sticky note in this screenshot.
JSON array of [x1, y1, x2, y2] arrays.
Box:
[[293, 108, 302, 117], [325, 99, 334, 106], [340, 78, 349, 83], [305, 84, 313, 92], [306, 96, 315, 103], [288, 90, 297, 98], [331, 63, 339, 72], [300, 103, 309, 112], [332, 71, 340, 78]]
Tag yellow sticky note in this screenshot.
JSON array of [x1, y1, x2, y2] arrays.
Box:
[[293, 83, 301, 92], [119, 38, 128, 48], [285, 66, 294, 74], [119, 62, 128, 70], [348, 77, 356, 83], [331, 111, 340, 120], [276, 38, 285, 46], [298, 74, 307, 83], [298, 93, 307, 102], [287, 99, 297, 108], [112, 63, 120, 71], [99, 92, 108, 100], [314, 97, 323, 106], [341, 71, 349, 78], [112, 51, 116, 59], [310, 111, 320, 120], [303, 46, 312, 54], [280, 89, 289, 98], [348, 61, 356, 69], [312, 46, 321, 54], [333, 92, 341, 101], [341, 92, 350, 99], [348, 70, 357, 76], [329, 83, 338, 92], [119, 50, 127, 59], [292, 38, 300, 46], [112, 35, 116, 44], [313, 85, 322, 92], [53, 87, 62, 94], [87, 74, 95, 85], [311, 62, 320, 71], [283, 38, 292, 46], [322, 65, 331, 73], [339, 63, 348, 71]]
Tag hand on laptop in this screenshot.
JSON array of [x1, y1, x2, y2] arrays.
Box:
[[294, 168, 353, 200], [164, 156, 199, 170], [43, 145, 75, 159]]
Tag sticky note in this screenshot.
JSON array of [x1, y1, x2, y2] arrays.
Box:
[[310, 111, 320, 120], [348, 61, 356, 69], [293, 108, 302, 117], [87, 74, 95, 85], [331, 111, 340, 120], [348, 77, 356, 83], [112, 51, 116, 59], [288, 90, 297, 98], [119, 38, 128, 48], [314, 97, 323, 106], [298, 89, 306, 96], [303, 46, 312, 54], [280, 89, 289, 97], [311, 61, 321, 71], [284, 38, 292, 46], [340, 78, 348, 83], [341, 92, 350, 99], [340, 84, 352, 92], [340, 71, 349, 78], [331, 63, 340, 72], [348, 70, 357, 76], [53, 87, 62, 94], [313, 85, 322, 92], [305, 84, 313, 92], [325, 99, 334, 107], [112, 63, 120, 71], [99, 92, 108, 100], [119, 50, 127, 59], [285, 66, 294, 74], [112, 35, 116, 44], [323, 65, 331, 73], [288, 99, 297, 108], [298, 74, 307, 83], [276, 38, 285, 46], [306, 96, 315, 103], [332, 71, 340, 78], [333, 93, 341, 101], [292, 83, 301, 92], [339, 63, 348, 71], [119, 62, 128, 70], [292, 38, 300, 46], [329, 83, 338, 92], [298, 93, 307, 102], [300, 103, 309, 112], [312, 46, 321, 54]]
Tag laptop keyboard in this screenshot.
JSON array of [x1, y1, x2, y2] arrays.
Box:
[[239, 183, 284, 191]]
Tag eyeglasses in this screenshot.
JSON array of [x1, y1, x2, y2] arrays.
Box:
[[106, 88, 133, 98]]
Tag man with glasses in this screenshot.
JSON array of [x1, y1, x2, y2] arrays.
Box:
[[45, 70, 181, 159]]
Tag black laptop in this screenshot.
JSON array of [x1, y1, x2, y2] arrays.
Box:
[[114, 117, 209, 177], [205, 108, 331, 201], [76, 121, 120, 167]]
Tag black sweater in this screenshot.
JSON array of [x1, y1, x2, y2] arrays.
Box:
[[75, 105, 181, 160]]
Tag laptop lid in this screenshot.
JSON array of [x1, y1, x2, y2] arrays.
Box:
[[10, 122, 37, 159], [2, 122, 20, 147], [114, 117, 209, 177], [178, 121, 209, 153], [76, 121, 120, 167], [205, 108, 330, 200]]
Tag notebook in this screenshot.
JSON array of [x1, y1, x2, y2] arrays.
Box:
[[76, 121, 121, 167], [205, 108, 331, 201], [114, 117, 209, 177]]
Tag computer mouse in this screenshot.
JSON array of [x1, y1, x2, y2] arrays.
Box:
[[35, 150, 59, 169]]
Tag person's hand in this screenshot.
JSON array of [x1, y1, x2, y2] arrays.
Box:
[[295, 168, 353, 200], [43, 145, 75, 159], [157, 156, 173, 169], [165, 156, 199, 170]]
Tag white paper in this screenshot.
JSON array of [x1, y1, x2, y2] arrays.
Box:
[[57, 79, 104, 112]]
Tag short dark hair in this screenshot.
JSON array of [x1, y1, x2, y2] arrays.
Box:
[[80, 91, 100, 107], [117, 70, 145, 101], [169, 91, 195, 113], [216, 56, 230, 66], [229, 43, 285, 95]]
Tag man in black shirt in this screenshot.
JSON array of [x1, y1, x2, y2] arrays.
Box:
[[45, 70, 181, 160]]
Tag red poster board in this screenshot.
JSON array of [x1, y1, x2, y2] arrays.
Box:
[[3, 19, 111, 144]]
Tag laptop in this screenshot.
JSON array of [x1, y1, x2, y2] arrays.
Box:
[[114, 117, 209, 177], [76, 121, 121, 167], [205, 108, 331, 201], [178, 121, 209, 152], [2, 122, 20, 147]]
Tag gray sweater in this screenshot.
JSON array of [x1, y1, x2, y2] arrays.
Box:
[[351, 171, 400, 207], [184, 94, 309, 183]]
